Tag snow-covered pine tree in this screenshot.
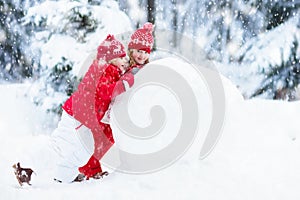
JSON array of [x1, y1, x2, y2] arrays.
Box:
[[22, 0, 99, 118], [0, 0, 36, 82], [251, 37, 300, 101], [45, 57, 78, 116], [253, 0, 300, 30]]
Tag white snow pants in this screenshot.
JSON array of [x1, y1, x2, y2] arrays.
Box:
[[51, 111, 93, 183]]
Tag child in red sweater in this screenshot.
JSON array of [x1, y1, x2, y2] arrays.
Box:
[[52, 34, 134, 182]]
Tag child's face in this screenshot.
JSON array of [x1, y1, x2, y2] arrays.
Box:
[[111, 57, 129, 73], [131, 49, 150, 65]]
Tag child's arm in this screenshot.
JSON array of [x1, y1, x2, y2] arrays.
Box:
[[95, 67, 133, 123], [112, 72, 134, 98], [96, 68, 134, 101]]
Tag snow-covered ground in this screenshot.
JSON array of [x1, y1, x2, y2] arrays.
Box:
[[1, 58, 300, 200]]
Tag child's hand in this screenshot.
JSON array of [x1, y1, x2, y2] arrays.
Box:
[[112, 72, 135, 98], [121, 72, 134, 88]]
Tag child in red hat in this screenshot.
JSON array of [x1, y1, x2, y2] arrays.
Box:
[[100, 22, 154, 124], [52, 34, 134, 183], [128, 22, 154, 71]]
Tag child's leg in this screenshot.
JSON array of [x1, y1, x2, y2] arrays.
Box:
[[92, 122, 114, 160], [77, 123, 114, 178], [51, 111, 91, 183]]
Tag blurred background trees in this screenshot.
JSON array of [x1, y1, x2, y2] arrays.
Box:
[[0, 0, 300, 108], [0, 0, 38, 82]]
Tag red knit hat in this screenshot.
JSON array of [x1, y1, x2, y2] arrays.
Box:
[[128, 22, 154, 53], [97, 34, 126, 62]]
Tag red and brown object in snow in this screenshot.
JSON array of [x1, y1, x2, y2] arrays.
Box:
[[12, 162, 35, 186]]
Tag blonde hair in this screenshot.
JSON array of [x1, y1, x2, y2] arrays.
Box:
[[128, 49, 149, 67]]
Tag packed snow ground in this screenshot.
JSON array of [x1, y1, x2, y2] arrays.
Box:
[[1, 58, 300, 200]]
